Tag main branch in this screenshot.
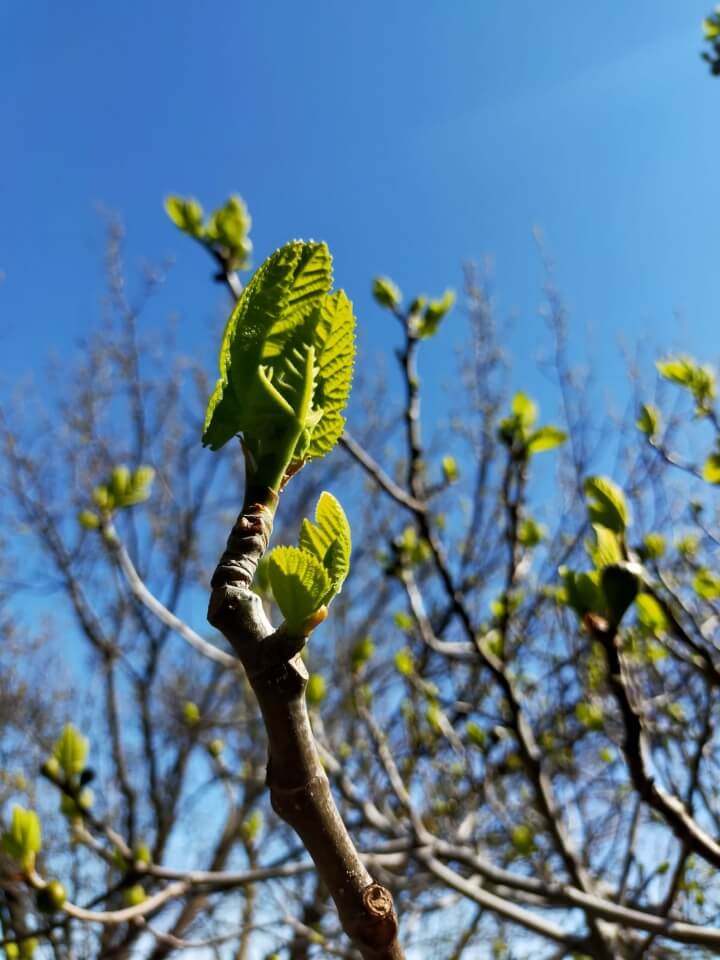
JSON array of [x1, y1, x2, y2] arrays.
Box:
[[207, 486, 404, 960]]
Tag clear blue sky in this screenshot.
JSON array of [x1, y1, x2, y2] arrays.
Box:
[[1, 2, 718, 412]]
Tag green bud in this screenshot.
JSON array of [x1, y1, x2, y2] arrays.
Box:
[[19, 939, 37, 959], [208, 738, 224, 758], [372, 276, 402, 309], [37, 879, 66, 912], [133, 842, 151, 866], [466, 722, 486, 748], [511, 824, 535, 856], [109, 466, 131, 499], [77, 510, 100, 530], [351, 636, 375, 671], [441, 455, 459, 483], [183, 701, 200, 725], [92, 485, 113, 511], [41, 756, 61, 780], [132, 465, 155, 490], [306, 674, 326, 706], [123, 883, 147, 907]]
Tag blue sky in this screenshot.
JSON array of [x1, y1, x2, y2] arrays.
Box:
[[1, 1, 719, 414]]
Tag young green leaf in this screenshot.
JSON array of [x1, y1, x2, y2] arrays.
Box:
[[526, 425, 567, 455], [588, 525, 624, 569], [300, 290, 356, 462], [561, 568, 606, 619], [636, 403, 660, 439], [298, 491, 351, 599], [693, 568, 720, 600], [584, 476, 629, 534], [636, 593, 668, 634], [52, 724, 89, 778], [518, 518, 545, 548], [267, 546, 331, 634], [511, 392, 538, 431]]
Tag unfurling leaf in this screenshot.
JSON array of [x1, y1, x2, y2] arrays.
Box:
[[584, 476, 629, 534], [203, 241, 356, 489], [52, 724, 89, 778], [266, 546, 331, 634], [299, 492, 351, 598]]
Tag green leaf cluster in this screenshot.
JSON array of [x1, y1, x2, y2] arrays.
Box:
[[657, 356, 716, 416], [266, 492, 351, 634], [1, 806, 42, 870], [203, 242, 356, 490], [165, 194, 252, 272], [42, 725, 94, 819], [575, 701, 604, 731], [704, 7, 720, 40], [498, 393, 567, 459], [81, 465, 155, 526], [560, 478, 639, 628]]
